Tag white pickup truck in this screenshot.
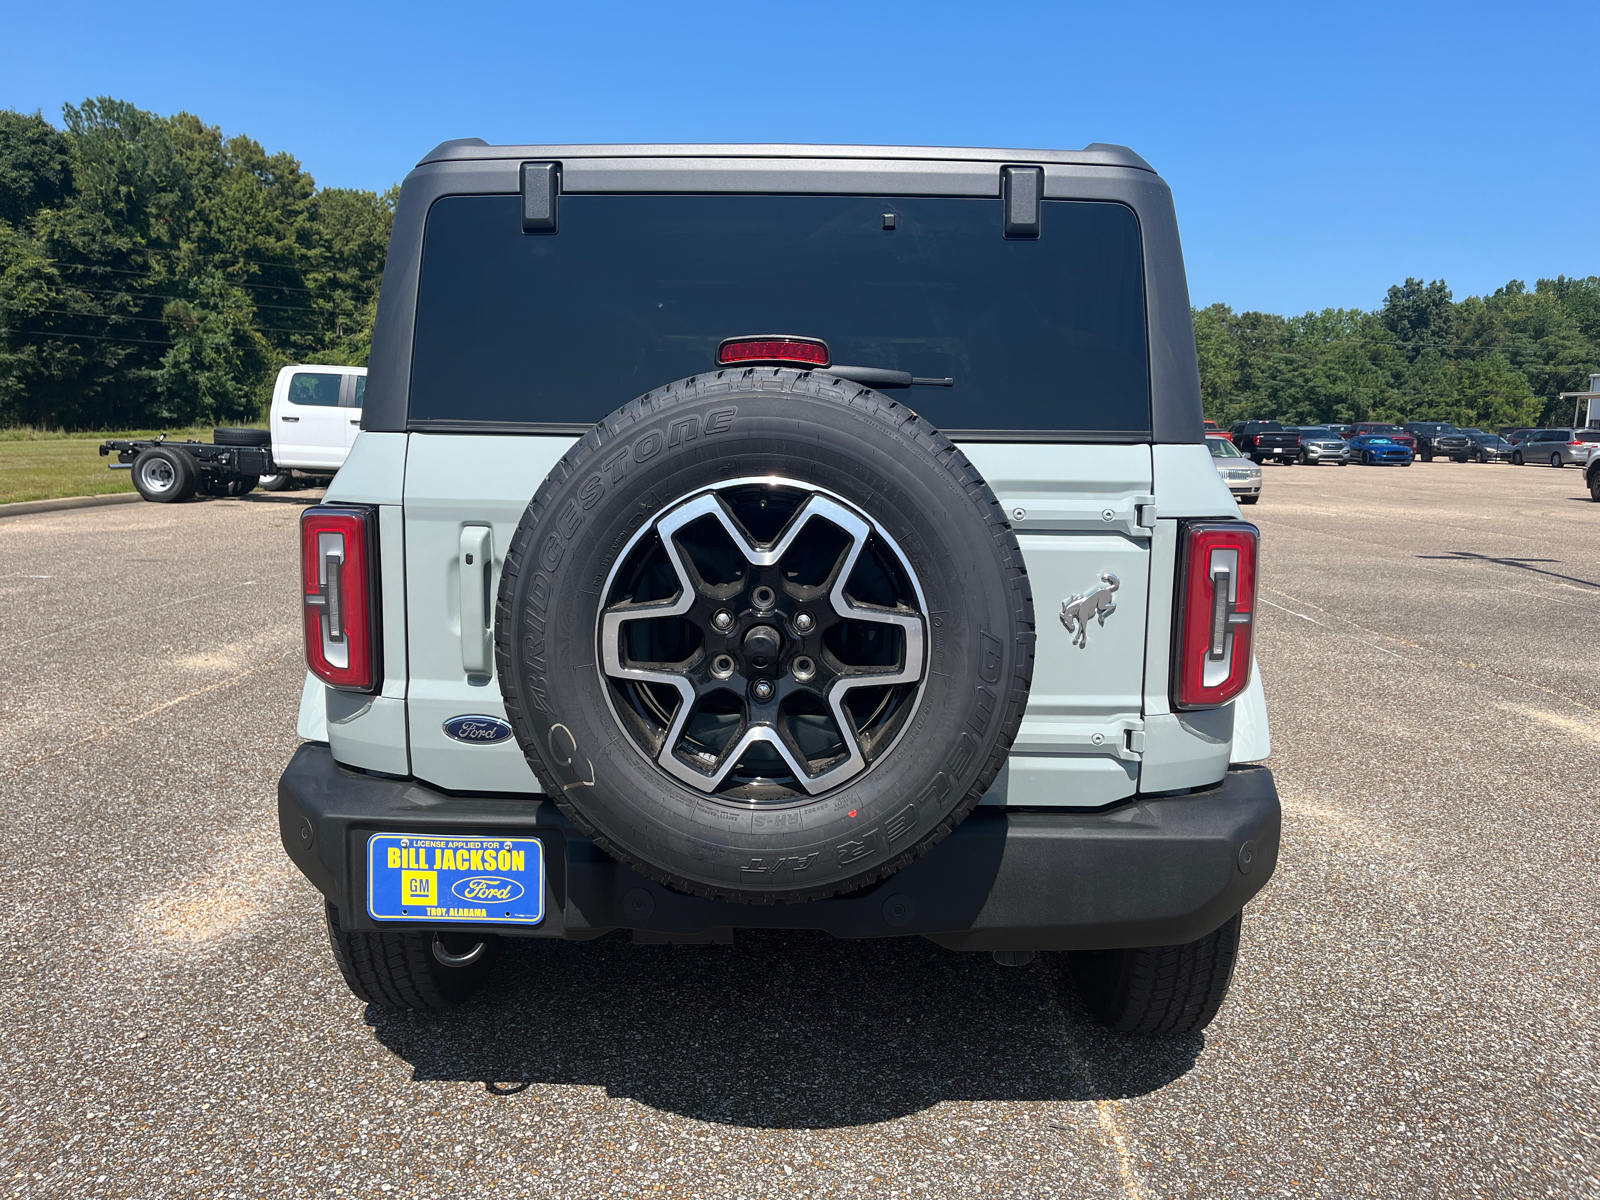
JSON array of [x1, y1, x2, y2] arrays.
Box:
[[101, 364, 367, 501]]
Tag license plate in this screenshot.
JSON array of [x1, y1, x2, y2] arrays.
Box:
[[366, 833, 545, 925]]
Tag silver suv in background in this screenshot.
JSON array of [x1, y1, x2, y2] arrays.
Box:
[[1208, 434, 1262, 502], [1513, 428, 1599, 467], [1291, 427, 1350, 466]]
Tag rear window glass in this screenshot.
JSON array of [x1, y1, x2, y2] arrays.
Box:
[[407, 194, 1150, 434], [288, 372, 343, 407], [353, 376, 366, 408]]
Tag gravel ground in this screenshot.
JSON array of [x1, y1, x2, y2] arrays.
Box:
[[0, 461, 1595, 1198]]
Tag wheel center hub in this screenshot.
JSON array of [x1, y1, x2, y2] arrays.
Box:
[[742, 624, 782, 672]]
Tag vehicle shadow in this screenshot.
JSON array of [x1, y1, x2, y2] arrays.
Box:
[[366, 930, 1205, 1127]]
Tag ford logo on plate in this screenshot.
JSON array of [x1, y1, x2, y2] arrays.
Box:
[[452, 876, 526, 903], [442, 715, 514, 745]]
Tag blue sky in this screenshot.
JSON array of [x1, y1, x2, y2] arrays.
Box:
[[3, 0, 1594, 316]]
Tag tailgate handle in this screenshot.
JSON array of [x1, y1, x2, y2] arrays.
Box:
[[459, 526, 493, 675]]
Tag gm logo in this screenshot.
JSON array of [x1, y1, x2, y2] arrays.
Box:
[[443, 715, 514, 745]]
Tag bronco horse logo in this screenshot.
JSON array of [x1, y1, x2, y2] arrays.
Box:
[[1060, 573, 1120, 648]]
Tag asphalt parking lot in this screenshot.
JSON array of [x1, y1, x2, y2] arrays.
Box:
[[1, 459, 1596, 1199]]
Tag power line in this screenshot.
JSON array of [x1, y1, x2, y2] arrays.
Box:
[[18, 307, 338, 338]]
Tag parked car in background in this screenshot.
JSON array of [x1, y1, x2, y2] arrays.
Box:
[[1345, 422, 1417, 451], [101, 363, 368, 502], [1231, 420, 1300, 464], [264, 364, 368, 490], [1512, 428, 1597, 468], [1500, 427, 1536, 445], [1403, 422, 1474, 462], [1208, 434, 1262, 502], [1204, 420, 1233, 442], [1462, 430, 1514, 462], [1347, 434, 1414, 465], [1326, 423, 1355, 437], [1290, 427, 1350, 465]]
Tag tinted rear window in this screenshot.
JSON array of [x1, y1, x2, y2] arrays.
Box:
[[408, 194, 1150, 434]]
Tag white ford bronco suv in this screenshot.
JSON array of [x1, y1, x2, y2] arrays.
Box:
[[280, 141, 1278, 1035]]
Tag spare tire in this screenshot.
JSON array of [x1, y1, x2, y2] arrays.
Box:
[[213, 427, 270, 447], [495, 368, 1034, 903]]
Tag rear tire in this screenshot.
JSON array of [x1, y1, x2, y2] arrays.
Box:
[[1068, 912, 1242, 1036], [259, 473, 293, 491], [324, 902, 499, 1011], [1512, 451, 1524, 465], [131, 446, 197, 503], [1590, 473, 1600, 501], [1551, 453, 1563, 468]]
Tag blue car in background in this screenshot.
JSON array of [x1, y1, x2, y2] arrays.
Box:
[[1347, 435, 1414, 465]]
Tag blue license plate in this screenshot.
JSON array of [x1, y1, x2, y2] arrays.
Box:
[[366, 833, 545, 925]]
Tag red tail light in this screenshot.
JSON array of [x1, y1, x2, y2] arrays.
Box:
[[301, 505, 381, 692], [1174, 521, 1258, 710], [717, 336, 829, 367]]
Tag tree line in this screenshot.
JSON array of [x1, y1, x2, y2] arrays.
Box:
[[1195, 276, 1600, 431], [0, 98, 392, 430], [1, 98, 1596, 432]]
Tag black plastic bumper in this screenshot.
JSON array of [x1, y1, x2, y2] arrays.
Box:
[[278, 743, 1280, 952]]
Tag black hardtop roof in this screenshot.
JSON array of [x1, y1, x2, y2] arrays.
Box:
[[419, 139, 1155, 173]]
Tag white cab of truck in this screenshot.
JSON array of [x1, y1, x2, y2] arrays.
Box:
[[269, 364, 367, 472]]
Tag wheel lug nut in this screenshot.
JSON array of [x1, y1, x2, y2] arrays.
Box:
[[793, 611, 814, 633], [751, 585, 776, 611], [791, 655, 816, 682], [752, 678, 775, 702], [711, 654, 735, 680], [712, 610, 734, 632]]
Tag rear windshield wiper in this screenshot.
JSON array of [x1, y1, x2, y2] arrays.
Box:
[[824, 365, 954, 389]]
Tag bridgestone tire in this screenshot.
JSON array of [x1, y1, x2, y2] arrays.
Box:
[[323, 902, 498, 1011], [495, 368, 1035, 903], [131, 446, 196, 503], [1067, 911, 1243, 1036], [259, 473, 293, 491], [212, 426, 271, 447]]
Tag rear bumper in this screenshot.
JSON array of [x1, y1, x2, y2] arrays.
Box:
[[278, 743, 1281, 952]]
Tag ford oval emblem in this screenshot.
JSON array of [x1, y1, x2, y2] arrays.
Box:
[[442, 715, 514, 745], [452, 875, 526, 903]]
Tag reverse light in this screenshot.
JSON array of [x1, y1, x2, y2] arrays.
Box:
[[717, 336, 830, 367], [1174, 521, 1258, 710], [301, 505, 381, 692]]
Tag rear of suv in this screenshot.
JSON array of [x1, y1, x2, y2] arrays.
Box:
[[279, 141, 1280, 1035]]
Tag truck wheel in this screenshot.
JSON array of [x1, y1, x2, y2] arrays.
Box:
[[323, 902, 498, 1011], [1589, 472, 1600, 501], [224, 475, 259, 497], [1068, 911, 1242, 1036], [259, 473, 293, 491], [496, 368, 1035, 904], [131, 446, 197, 503], [212, 427, 271, 447]]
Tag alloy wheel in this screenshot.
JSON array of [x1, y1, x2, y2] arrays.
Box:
[[596, 478, 929, 802]]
